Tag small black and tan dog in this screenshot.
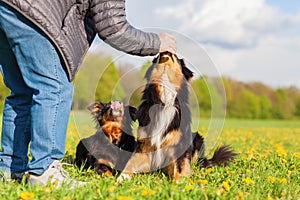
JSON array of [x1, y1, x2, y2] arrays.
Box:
[[75, 101, 137, 176]]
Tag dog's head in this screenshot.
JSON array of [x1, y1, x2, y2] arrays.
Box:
[[88, 101, 137, 127], [150, 52, 193, 81], [144, 52, 194, 105], [88, 101, 124, 126]]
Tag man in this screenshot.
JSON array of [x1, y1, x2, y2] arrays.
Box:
[[0, 0, 176, 187]]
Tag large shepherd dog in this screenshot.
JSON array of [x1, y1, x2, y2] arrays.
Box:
[[117, 52, 237, 182]]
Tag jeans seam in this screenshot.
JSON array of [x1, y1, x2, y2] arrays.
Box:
[[50, 46, 61, 160], [22, 115, 31, 170]]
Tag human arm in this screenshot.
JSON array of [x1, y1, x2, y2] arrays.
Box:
[[90, 0, 176, 56]]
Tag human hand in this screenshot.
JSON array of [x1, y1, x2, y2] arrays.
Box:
[[159, 33, 176, 54]]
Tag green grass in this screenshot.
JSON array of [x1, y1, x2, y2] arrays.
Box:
[[1, 114, 300, 200]]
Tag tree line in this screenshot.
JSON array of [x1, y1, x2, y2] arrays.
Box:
[[1, 52, 300, 119]]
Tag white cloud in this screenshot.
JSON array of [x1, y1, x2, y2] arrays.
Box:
[[155, 0, 300, 46], [204, 36, 300, 87]]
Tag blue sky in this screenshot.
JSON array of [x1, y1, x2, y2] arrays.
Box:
[[92, 0, 300, 88], [266, 0, 300, 14]]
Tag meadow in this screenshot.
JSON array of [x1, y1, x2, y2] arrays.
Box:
[[0, 113, 299, 200]]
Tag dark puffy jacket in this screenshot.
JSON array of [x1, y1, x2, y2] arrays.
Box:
[[1, 0, 161, 81]]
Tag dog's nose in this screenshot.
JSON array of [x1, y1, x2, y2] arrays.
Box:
[[110, 101, 122, 111], [158, 52, 174, 68], [158, 52, 174, 65]]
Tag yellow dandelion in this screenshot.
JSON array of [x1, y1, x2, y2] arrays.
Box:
[[251, 155, 257, 161], [52, 180, 59, 186], [155, 186, 162, 191], [275, 145, 287, 157], [242, 156, 251, 161], [117, 196, 133, 200], [206, 168, 214, 173], [43, 187, 53, 193], [247, 132, 253, 138], [196, 179, 208, 185], [139, 185, 146, 189], [20, 192, 35, 200], [290, 165, 295, 170], [237, 191, 244, 200], [148, 189, 155, 195], [172, 184, 177, 190], [222, 181, 230, 192], [108, 186, 115, 193], [247, 147, 256, 154], [243, 177, 255, 185], [261, 154, 268, 158], [281, 191, 286, 197], [227, 171, 235, 175], [185, 185, 194, 191], [265, 149, 273, 154], [278, 178, 287, 184], [281, 158, 287, 163], [142, 190, 148, 196], [267, 196, 273, 200], [142, 189, 155, 196], [65, 197, 71, 200], [267, 176, 276, 183]]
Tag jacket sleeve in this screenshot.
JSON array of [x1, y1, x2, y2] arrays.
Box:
[[90, 0, 161, 56]]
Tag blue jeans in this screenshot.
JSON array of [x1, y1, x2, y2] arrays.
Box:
[[0, 3, 74, 175]]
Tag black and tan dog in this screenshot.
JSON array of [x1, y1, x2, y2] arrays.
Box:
[[75, 101, 137, 176], [117, 52, 237, 182]]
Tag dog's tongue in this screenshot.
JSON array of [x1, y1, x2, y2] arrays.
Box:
[[110, 101, 122, 111]]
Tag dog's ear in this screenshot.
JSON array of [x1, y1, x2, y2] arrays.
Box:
[[87, 102, 105, 118], [179, 58, 194, 80], [127, 106, 137, 121]]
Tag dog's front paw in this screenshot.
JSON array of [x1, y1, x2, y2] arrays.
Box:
[[117, 173, 132, 183]]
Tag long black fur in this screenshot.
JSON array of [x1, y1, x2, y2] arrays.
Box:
[[75, 130, 119, 175], [191, 131, 237, 168], [137, 55, 195, 157], [199, 145, 238, 168]]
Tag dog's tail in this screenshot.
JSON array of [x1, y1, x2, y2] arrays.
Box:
[[199, 145, 237, 168]]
